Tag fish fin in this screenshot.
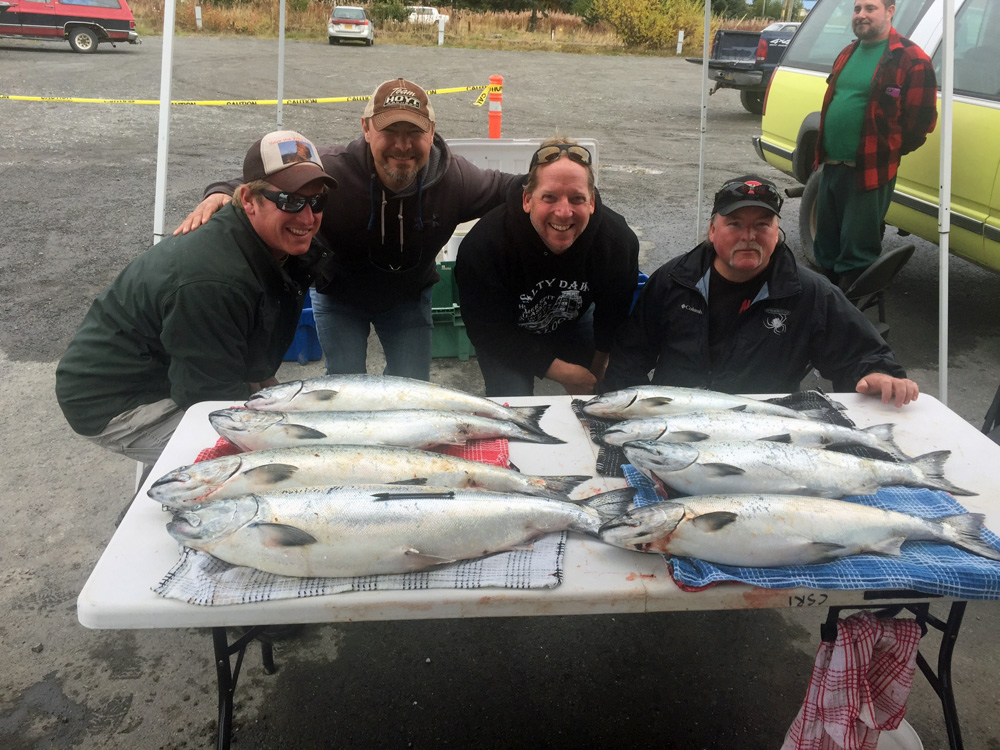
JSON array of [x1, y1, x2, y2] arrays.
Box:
[[809, 542, 851, 563], [535, 475, 592, 498], [307, 389, 340, 403], [403, 548, 457, 565], [508, 460, 522, 473], [690, 511, 738, 532], [511, 429, 565, 445], [861, 423, 910, 458], [578, 487, 640, 528], [728, 405, 748, 412], [672, 431, 711, 442], [386, 478, 430, 486], [253, 523, 317, 547], [701, 463, 746, 477], [243, 464, 299, 484], [936, 513, 1000, 561], [911, 450, 977, 496], [284, 425, 329, 440], [638, 396, 674, 409], [866, 536, 906, 556], [759, 433, 793, 443], [508, 405, 551, 435]]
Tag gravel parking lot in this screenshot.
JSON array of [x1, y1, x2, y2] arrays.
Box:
[[1, 34, 999, 749]]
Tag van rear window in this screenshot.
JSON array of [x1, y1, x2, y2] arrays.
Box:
[[61, 0, 123, 7], [782, 0, 935, 72]]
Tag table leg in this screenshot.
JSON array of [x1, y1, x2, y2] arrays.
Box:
[[212, 625, 276, 750]]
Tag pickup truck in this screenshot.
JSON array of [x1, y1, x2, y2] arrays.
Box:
[[686, 21, 799, 114]]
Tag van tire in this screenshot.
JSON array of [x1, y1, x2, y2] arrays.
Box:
[[68, 27, 99, 54], [740, 89, 765, 115], [799, 167, 822, 265]]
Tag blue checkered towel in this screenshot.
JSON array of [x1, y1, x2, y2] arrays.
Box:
[[621, 465, 1000, 600]]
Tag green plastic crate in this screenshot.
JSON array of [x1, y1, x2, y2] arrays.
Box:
[[431, 262, 474, 360]]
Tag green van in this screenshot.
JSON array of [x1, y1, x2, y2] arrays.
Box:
[[753, 0, 1000, 272]]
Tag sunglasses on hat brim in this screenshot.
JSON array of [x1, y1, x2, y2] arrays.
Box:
[[529, 144, 593, 170], [715, 180, 784, 214], [260, 189, 328, 214]]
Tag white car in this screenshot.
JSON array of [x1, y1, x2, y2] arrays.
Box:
[[328, 5, 374, 46], [406, 6, 449, 24]]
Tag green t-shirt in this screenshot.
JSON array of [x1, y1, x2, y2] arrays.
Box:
[[823, 39, 889, 162]]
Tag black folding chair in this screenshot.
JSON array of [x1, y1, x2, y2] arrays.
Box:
[[841, 243, 916, 340]]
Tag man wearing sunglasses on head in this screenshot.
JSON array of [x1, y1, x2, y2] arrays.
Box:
[[603, 175, 919, 408], [455, 138, 640, 396], [176, 78, 520, 382], [56, 131, 335, 468]]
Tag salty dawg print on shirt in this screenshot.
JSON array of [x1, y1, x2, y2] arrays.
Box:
[[518, 278, 590, 333]]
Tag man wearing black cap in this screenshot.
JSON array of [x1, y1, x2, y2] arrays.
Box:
[[177, 78, 520, 382], [603, 175, 919, 407], [56, 130, 335, 466]]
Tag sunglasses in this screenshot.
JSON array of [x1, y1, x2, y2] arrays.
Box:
[[529, 144, 593, 170], [716, 180, 784, 213], [260, 189, 328, 214]]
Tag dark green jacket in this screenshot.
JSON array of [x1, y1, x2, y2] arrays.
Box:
[[56, 203, 315, 436]]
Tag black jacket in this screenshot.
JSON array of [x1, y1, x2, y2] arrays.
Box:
[[455, 182, 639, 378], [602, 241, 905, 394]]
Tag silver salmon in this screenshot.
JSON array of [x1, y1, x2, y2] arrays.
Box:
[[209, 408, 565, 452], [148, 445, 590, 509], [167, 485, 637, 578], [622, 440, 975, 497], [583, 386, 834, 421], [599, 494, 1000, 566], [247, 374, 550, 436], [602, 412, 907, 458]]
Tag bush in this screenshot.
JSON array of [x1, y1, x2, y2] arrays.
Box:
[[594, 0, 705, 51], [370, 0, 409, 23]]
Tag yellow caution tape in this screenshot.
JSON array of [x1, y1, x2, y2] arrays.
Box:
[[0, 83, 502, 107]]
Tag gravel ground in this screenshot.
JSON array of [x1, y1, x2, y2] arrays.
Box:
[[1, 34, 999, 749]]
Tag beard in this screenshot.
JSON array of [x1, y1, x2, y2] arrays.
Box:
[[853, 18, 887, 42]]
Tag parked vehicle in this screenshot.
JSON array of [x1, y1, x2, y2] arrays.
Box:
[[753, 0, 1000, 273], [686, 22, 799, 114], [328, 5, 374, 46], [0, 0, 139, 53], [406, 6, 449, 25]]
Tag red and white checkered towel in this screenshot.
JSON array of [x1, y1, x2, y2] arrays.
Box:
[[781, 611, 923, 750]]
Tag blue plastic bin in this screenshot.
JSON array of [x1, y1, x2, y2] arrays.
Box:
[[283, 305, 323, 365]]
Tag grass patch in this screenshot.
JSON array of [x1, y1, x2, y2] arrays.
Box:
[[129, 1, 776, 56]]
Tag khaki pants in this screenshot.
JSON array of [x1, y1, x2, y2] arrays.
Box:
[[86, 398, 184, 466]]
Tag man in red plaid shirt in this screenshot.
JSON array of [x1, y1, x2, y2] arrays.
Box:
[[813, 0, 938, 288]]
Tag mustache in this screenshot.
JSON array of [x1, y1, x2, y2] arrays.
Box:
[[733, 242, 764, 253]]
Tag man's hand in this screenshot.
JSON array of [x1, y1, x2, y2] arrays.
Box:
[[545, 358, 598, 396], [248, 376, 280, 394], [589, 351, 610, 384], [855, 373, 920, 408], [173, 193, 231, 235]]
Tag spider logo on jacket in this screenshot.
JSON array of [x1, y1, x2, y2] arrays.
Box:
[[764, 312, 788, 335]]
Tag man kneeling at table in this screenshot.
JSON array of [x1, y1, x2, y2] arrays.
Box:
[[601, 174, 919, 408], [56, 130, 336, 468], [455, 137, 640, 397]]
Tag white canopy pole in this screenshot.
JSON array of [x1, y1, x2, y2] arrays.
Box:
[[151, 0, 178, 244], [696, 0, 711, 241], [277, 0, 286, 127], [937, 0, 955, 404]]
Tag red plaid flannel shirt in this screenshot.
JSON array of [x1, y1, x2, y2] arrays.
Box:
[[815, 27, 938, 192]]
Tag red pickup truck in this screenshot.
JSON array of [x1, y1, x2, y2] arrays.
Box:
[[0, 0, 139, 53]]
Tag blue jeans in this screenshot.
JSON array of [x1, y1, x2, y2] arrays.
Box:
[[310, 286, 433, 381], [476, 306, 596, 397]]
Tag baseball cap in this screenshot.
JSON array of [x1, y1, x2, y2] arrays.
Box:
[[363, 78, 436, 133], [243, 130, 337, 192], [712, 175, 783, 217]]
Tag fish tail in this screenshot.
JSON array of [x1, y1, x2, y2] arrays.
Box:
[[509, 405, 551, 435], [937, 513, 1000, 561], [510, 428, 565, 445], [862, 423, 910, 459], [912, 450, 977, 496], [572, 488, 638, 535], [536, 475, 592, 498]]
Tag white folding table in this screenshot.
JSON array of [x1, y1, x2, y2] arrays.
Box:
[[78, 393, 1000, 749]]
